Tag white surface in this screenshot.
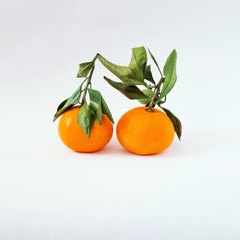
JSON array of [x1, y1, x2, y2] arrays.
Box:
[[1, 0, 240, 239]]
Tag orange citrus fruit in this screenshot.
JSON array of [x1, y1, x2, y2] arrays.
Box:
[[116, 107, 175, 155], [58, 106, 113, 152]]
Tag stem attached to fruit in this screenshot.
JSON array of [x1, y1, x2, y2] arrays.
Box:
[[80, 55, 98, 105], [80, 67, 94, 105], [147, 76, 165, 112]]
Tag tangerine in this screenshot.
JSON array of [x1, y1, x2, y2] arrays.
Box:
[[116, 107, 175, 155], [58, 106, 113, 152]]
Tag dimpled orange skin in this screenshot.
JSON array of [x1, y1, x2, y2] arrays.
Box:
[[58, 106, 113, 152], [117, 107, 175, 155]]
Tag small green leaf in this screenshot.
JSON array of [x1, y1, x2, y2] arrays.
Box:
[[144, 65, 155, 84], [53, 85, 82, 121], [148, 48, 162, 75], [101, 96, 114, 124], [161, 107, 182, 140], [159, 49, 177, 99], [77, 103, 96, 138], [88, 89, 103, 125], [129, 46, 147, 82], [104, 76, 148, 100], [77, 61, 94, 78], [138, 89, 154, 105]]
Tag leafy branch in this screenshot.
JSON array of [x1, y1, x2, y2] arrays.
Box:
[[96, 47, 181, 139], [53, 46, 182, 140], [53, 55, 114, 138]]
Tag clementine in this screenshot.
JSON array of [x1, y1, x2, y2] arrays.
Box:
[[117, 107, 175, 155], [58, 106, 113, 152]]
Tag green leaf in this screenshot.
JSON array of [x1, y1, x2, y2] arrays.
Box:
[[160, 49, 177, 99], [161, 107, 182, 140], [138, 89, 154, 105], [97, 54, 143, 86], [54, 98, 73, 121], [77, 61, 94, 78], [148, 48, 162, 75], [101, 96, 114, 124], [53, 85, 82, 121], [57, 98, 69, 112], [97, 47, 148, 86], [77, 103, 96, 138], [104, 76, 148, 100], [144, 65, 155, 84], [88, 89, 103, 125], [129, 46, 147, 82]]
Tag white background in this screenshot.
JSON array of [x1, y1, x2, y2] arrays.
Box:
[[1, 0, 240, 239]]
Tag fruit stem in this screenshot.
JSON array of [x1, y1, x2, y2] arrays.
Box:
[[80, 57, 97, 105], [147, 76, 165, 111]]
